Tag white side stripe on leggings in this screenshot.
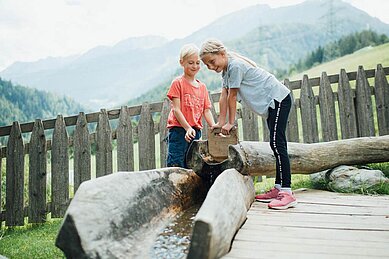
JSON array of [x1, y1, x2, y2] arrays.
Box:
[[273, 101, 282, 181]]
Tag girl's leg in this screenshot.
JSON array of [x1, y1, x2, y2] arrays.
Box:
[[267, 94, 292, 188]]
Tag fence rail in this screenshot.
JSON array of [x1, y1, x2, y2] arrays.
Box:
[[0, 64, 388, 226]]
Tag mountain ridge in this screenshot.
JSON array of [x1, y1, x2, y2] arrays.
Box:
[[1, 0, 389, 110]]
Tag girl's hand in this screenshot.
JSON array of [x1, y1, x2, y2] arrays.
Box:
[[185, 127, 196, 142], [210, 122, 222, 131], [221, 123, 235, 135]]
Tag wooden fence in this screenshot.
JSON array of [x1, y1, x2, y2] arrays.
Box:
[[0, 64, 388, 226]]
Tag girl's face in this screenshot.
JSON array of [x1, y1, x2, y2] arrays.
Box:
[[180, 53, 201, 77], [201, 52, 228, 73]]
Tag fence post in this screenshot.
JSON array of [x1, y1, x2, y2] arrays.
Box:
[[138, 103, 156, 170], [159, 99, 170, 168], [52, 115, 69, 217], [355, 66, 375, 137], [374, 64, 389, 136], [29, 119, 47, 223], [284, 79, 299, 142], [6, 122, 24, 226], [338, 69, 358, 139], [74, 112, 91, 193], [241, 105, 259, 141], [117, 106, 134, 172], [96, 109, 112, 177], [319, 72, 338, 142], [300, 75, 319, 143]]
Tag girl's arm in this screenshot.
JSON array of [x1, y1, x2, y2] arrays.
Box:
[[171, 97, 196, 142], [222, 88, 238, 134], [216, 87, 228, 127]]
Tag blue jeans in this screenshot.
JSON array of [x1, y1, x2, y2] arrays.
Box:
[[267, 94, 292, 188], [167, 127, 201, 168]]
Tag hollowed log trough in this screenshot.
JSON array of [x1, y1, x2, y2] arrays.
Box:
[[56, 167, 254, 259]]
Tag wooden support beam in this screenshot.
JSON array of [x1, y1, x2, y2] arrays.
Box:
[[187, 135, 389, 178]]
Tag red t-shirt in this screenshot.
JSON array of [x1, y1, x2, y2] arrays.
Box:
[[166, 76, 212, 129]]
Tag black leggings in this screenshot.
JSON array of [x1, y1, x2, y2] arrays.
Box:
[[267, 94, 292, 188]]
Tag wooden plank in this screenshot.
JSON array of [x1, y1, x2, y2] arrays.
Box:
[[28, 119, 47, 223], [51, 115, 69, 217], [6, 122, 25, 226], [355, 66, 375, 137], [117, 106, 134, 172], [225, 239, 389, 258], [374, 64, 389, 136], [138, 103, 155, 170], [96, 109, 112, 177], [158, 99, 170, 168], [73, 112, 91, 193], [300, 75, 319, 143], [225, 189, 389, 259], [261, 117, 269, 142], [338, 69, 358, 139], [236, 223, 389, 243], [319, 72, 338, 141], [241, 105, 259, 141], [284, 80, 299, 142]]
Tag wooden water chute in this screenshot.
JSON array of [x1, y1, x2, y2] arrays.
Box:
[[55, 168, 207, 258], [187, 135, 389, 178]]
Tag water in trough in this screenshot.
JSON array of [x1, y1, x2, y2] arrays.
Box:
[[150, 204, 201, 258]]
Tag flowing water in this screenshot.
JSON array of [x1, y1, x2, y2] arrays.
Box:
[[150, 204, 201, 258]]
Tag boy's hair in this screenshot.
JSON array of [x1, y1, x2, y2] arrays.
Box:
[[200, 38, 257, 67], [180, 44, 199, 61]]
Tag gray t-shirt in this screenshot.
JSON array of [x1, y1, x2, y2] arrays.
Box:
[[222, 56, 290, 118]]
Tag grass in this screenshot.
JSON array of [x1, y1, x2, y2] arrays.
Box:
[[0, 219, 65, 258]]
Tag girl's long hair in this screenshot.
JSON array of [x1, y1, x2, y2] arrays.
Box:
[[200, 39, 257, 67]]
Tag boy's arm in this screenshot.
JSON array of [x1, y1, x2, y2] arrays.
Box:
[[203, 108, 215, 127], [171, 97, 196, 142]]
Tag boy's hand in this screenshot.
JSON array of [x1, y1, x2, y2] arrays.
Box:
[[185, 128, 196, 142]]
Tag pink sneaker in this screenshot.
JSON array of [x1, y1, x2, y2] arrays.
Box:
[[255, 187, 280, 203], [268, 191, 297, 210]]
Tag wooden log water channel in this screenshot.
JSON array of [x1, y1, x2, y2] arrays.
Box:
[[55, 167, 255, 258]]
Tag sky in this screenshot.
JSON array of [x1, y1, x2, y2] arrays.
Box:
[[1, 0, 389, 71]]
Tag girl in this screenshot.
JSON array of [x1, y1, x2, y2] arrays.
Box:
[[200, 39, 297, 210], [166, 43, 215, 168]]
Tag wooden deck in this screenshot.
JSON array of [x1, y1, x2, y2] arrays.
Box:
[[223, 189, 389, 259]]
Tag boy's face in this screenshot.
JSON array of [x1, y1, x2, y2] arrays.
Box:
[[180, 53, 200, 77], [201, 52, 228, 73]]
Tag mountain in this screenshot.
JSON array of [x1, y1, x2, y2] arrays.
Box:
[[1, 0, 389, 110], [0, 78, 85, 126]]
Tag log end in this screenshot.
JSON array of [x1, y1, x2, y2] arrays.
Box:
[[55, 214, 87, 259], [187, 220, 211, 259]]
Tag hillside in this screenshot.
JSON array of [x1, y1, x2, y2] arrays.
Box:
[[1, 0, 389, 110], [290, 42, 389, 80], [0, 78, 86, 126]]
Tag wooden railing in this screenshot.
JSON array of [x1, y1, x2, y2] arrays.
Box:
[[0, 64, 388, 226]]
